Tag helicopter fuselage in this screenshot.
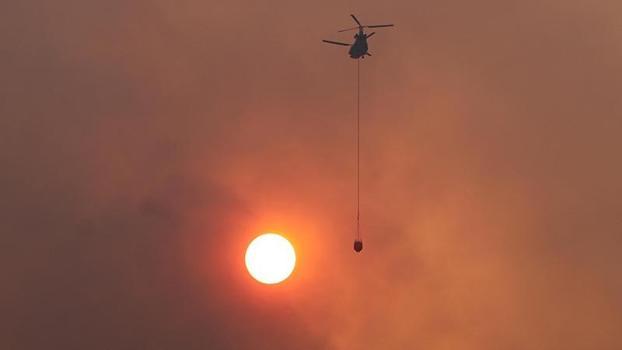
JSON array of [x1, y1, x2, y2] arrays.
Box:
[[322, 14, 393, 59], [349, 32, 369, 59]]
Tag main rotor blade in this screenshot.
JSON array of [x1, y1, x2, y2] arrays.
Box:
[[322, 39, 350, 46], [350, 14, 361, 26], [338, 26, 359, 32], [367, 24, 394, 28], [366, 32, 376, 38]]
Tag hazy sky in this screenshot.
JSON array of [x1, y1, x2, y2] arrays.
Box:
[[2, 0, 622, 349]]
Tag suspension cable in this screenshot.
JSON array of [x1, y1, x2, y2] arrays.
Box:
[[356, 58, 360, 241]]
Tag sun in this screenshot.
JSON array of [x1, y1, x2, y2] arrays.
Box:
[[245, 233, 296, 284]]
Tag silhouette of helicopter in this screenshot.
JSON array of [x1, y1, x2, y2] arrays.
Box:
[[322, 14, 394, 59]]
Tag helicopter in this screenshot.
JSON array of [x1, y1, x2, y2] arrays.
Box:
[[322, 14, 394, 59]]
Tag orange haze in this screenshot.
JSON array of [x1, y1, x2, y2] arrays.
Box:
[[1, 0, 622, 349]]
